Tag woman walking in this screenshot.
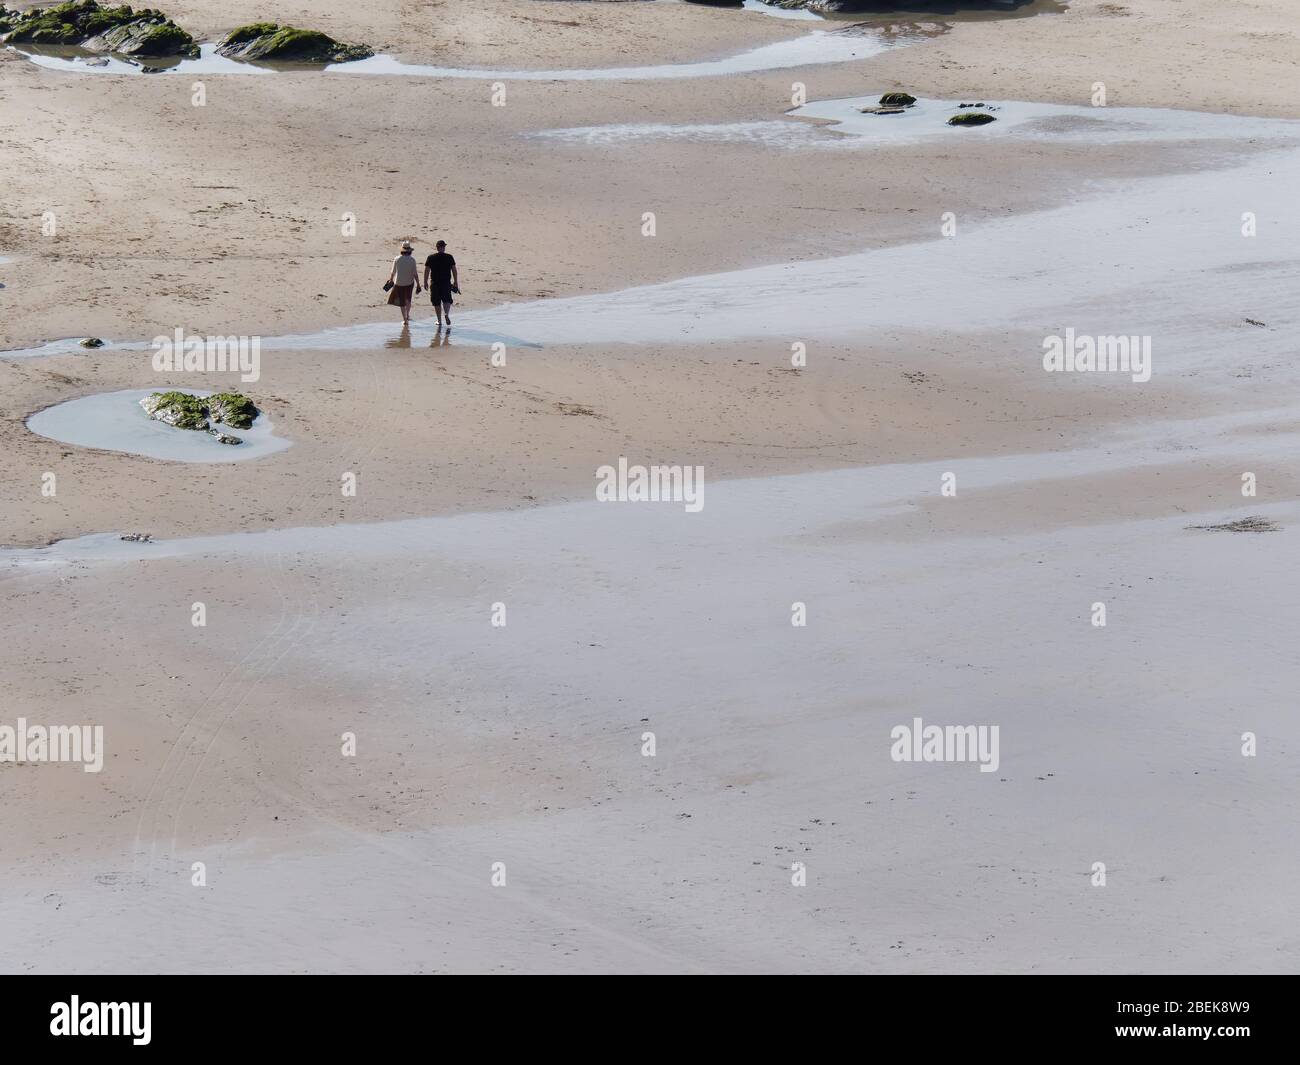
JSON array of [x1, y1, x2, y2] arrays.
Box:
[[385, 241, 421, 324]]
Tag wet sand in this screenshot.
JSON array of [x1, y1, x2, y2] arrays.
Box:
[[4, 432, 1299, 973]]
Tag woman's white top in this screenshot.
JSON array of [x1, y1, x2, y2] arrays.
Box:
[[393, 254, 418, 285]]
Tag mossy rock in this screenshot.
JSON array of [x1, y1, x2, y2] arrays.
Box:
[[5, 13, 84, 45], [948, 112, 997, 127], [219, 22, 278, 49], [208, 392, 257, 430], [88, 20, 196, 57], [1, 2, 198, 57], [216, 23, 373, 63], [879, 92, 917, 107], [142, 390, 210, 430], [141, 390, 258, 433], [79, 337, 105, 348]]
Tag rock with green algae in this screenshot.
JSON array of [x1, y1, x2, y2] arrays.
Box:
[[140, 390, 259, 441], [879, 92, 917, 107], [948, 111, 997, 126], [207, 392, 257, 430], [79, 337, 105, 348], [87, 18, 195, 57], [0, 2, 198, 57], [141, 390, 209, 430], [216, 23, 373, 63]]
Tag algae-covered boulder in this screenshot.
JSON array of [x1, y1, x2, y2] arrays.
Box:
[[948, 111, 997, 126], [207, 392, 257, 430], [141, 390, 258, 440], [0, 1, 82, 43], [0, 2, 198, 57], [216, 23, 373, 63], [142, 390, 209, 430], [217, 22, 277, 51], [85, 18, 195, 57], [79, 337, 105, 348], [861, 91, 917, 115]]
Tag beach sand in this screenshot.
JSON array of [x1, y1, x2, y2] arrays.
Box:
[[1, 0, 1298, 973]]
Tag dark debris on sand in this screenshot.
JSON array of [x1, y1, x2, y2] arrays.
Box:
[[1186, 516, 1280, 533]]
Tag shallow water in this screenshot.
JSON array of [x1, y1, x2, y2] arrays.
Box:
[[6, 396, 1297, 974], [1, 336, 117, 358], [11, 31, 894, 81], [34, 128, 1283, 384], [6, 97, 1297, 400], [696, 0, 1068, 23], [534, 95, 1300, 149], [7, 131, 1298, 385], [741, 0, 825, 21], [26, 389, 292, 463], [15, 43, 275, 76], [790, 94, 1300, 144], [821, 0, 1067, 22], [466, 144, 1299, 360], [7, 403, 1294, 567]]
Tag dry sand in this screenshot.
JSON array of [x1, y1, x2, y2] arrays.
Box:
[[1, 0, 1298, 973]]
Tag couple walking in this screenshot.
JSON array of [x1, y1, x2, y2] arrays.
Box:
[[386, 239, 460, 328]]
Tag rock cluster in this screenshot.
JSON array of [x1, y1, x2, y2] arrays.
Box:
[[0, 2, 198, 58], [141, 390, 258, 444], [0, 5, 374, 65]]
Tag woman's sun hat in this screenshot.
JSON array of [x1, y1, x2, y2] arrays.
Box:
[[400, 241, 413, 251]]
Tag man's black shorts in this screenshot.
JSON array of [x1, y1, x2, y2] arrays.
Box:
[[430, 284, 454, 306]]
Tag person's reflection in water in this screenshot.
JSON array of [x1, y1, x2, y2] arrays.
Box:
[[385, 323, 412, 349], [429, 330, 452, 349]]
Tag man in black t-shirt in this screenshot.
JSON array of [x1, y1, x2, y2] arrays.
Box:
[[422, 240, 460, 329]]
